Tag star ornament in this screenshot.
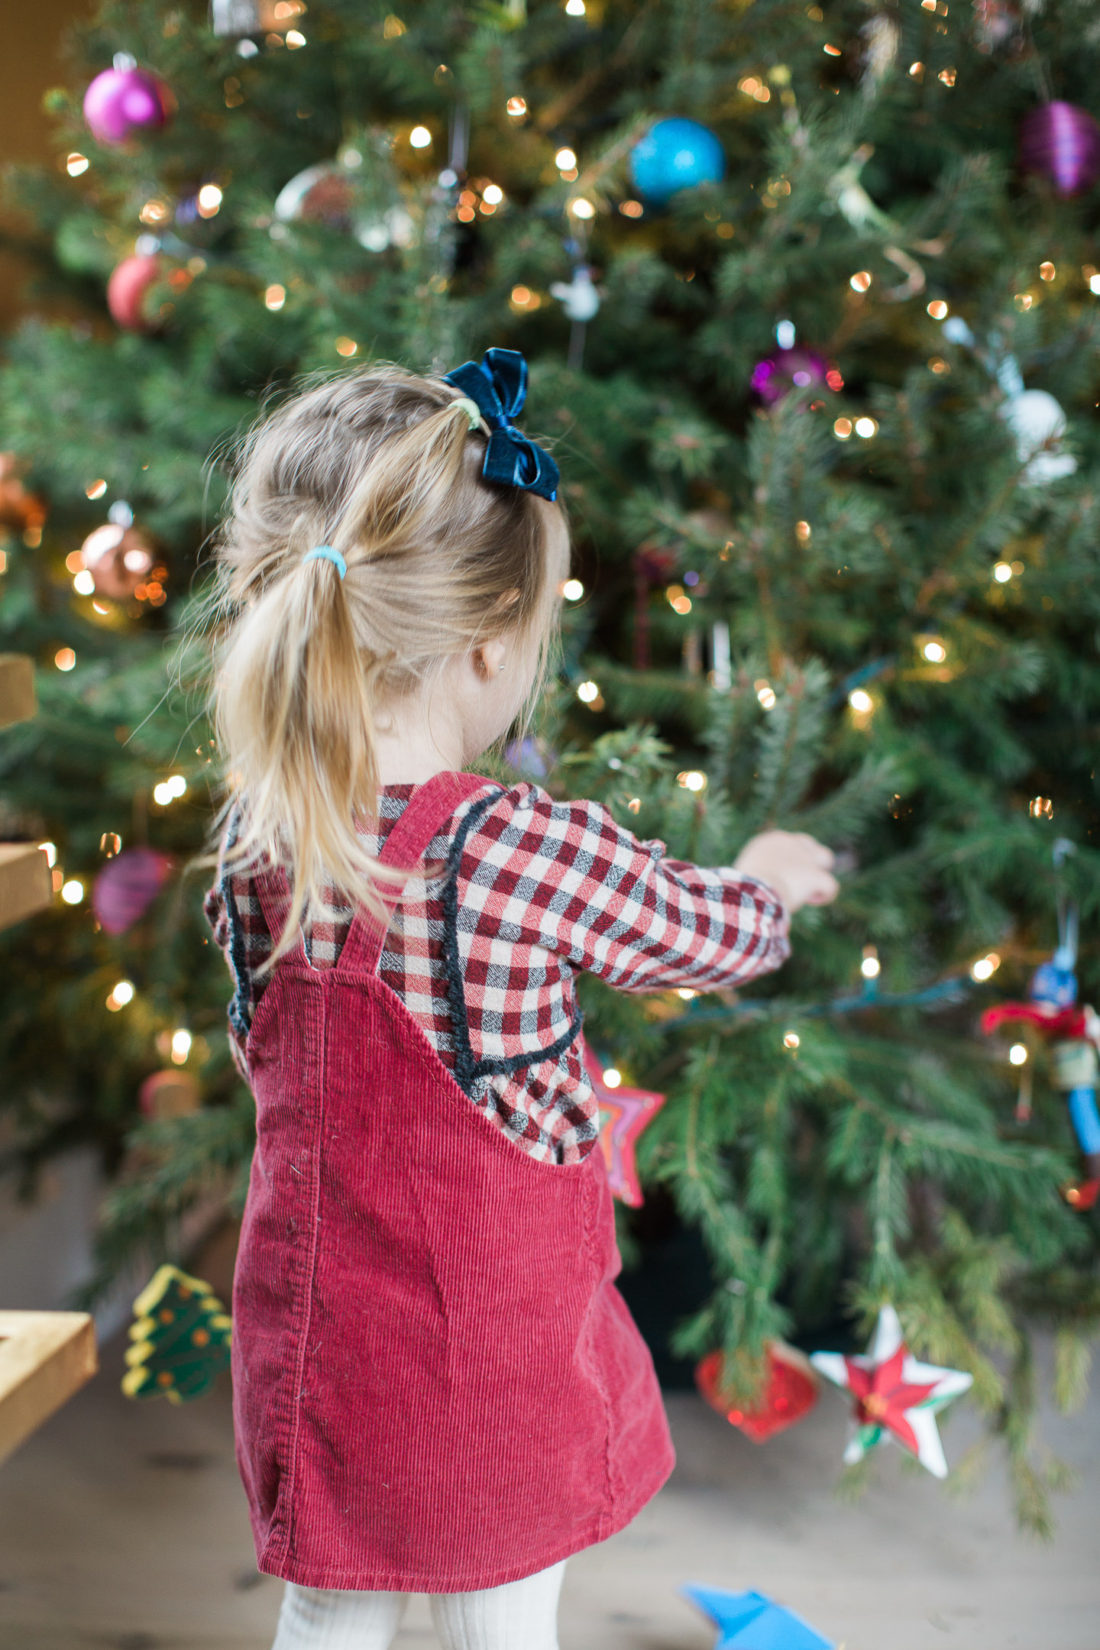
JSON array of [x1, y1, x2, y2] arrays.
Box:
[[810, 1305, 973, 1478], [682, 1584, 835, 1649], [582, 1041, 665, 1206]]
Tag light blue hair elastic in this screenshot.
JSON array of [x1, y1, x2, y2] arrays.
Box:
[[302, 544, 347, 579]]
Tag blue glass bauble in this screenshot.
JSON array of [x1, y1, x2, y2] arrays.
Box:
[[1029, 958, 1078, 1008], [628, 118, 725, 207]]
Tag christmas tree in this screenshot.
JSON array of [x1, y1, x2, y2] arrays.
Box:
[[1, 0, 1099, 1532]]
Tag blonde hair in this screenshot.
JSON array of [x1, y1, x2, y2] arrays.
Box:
[[183, 359, 570, 977]]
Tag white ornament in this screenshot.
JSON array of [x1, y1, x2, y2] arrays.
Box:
[[550, 266, 600, 322], [1001, 389, 1077, 484]]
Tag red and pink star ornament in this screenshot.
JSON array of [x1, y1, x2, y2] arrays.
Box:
[[811, 1304, 972, 1478], [582, 1041, 665, 1207]]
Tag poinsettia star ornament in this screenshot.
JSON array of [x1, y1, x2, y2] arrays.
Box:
[[582, 1041, 665, 1206], [811, 1304, 972, 1478]]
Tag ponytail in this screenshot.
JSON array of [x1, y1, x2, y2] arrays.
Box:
[[183, 364, 569, 975]]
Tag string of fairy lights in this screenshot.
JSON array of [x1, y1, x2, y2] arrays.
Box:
[[12, 0, 1086, 1090]]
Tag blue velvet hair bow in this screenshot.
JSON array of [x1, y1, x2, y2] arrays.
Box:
[[442, 348, 559, 502]]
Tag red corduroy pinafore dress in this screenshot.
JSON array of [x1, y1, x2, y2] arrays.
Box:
[[231, 769, 675, 1593]]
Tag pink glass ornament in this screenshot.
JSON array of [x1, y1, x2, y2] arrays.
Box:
[[83, 64, 174, 147], [1019, 101, 1100, 197], [107, 254, 162, 332], [93, 847, 174, 934]]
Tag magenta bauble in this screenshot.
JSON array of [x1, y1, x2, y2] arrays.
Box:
[[93, 847, 174, 934], [1019, 101, 1100, 196], [750, 346, 835, 405], [107, 254, 163, 331], [83, 64, 175, 147]]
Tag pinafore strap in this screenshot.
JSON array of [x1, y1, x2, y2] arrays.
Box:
[[248, 771, 503, 980]]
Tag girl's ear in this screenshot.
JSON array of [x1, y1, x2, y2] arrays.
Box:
[[474, 636, 507, 679]]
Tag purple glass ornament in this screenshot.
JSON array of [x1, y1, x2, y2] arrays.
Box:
[[1019, 101, 1100, 197], [83, 65, 174, 147], [93, 847, 175, 934], [504, 736, 551, 778], [750, 346, 830, 405]]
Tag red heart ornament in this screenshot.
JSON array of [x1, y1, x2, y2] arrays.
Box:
[[696, 1342, 819, 1442]]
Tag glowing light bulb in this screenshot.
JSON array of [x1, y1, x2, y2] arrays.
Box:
[[861, 947, 881, 979], [783, 1031, 800, 1049], [61, 878, 84, 904], [506, 96, 527, 117], [106, 979, 135, 1011], [971, 953, 1001, 982], [555, 148, 577, 171], [410, 125, 432, 148], [73, 570, 96, 595], [55, 649, 76, 672], [482, 183, 504, 205], [677, 770, 707, 792], [577, 680, 599, 703], [1009, 1043, 1028, 1066], [849, 688, 873, 714], [602, 1067, 622, 1088], [561, 579, 584, 600], [197, 183, 223, 217], [993, 561, 1013, 583], [922, 638, 947, 663], [171, 1029, 193, 1063], [569, 197, 595, 219]]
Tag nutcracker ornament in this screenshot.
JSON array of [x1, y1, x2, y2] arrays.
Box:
[[980, 839, 1099, 1209]]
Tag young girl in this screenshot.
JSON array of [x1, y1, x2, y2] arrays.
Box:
[[198, 349, 837, 1650]]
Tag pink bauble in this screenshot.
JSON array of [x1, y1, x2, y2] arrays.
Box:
[[83, 64, 174, 146], [93, 847, 174, 935], [139, 1068, 200, 1120], [107, 254, 162, 331], [80, 521, 155, 599], [1020, 101, 1100, 196]]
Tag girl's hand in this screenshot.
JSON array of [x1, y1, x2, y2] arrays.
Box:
[[732, 830, 839, 914]]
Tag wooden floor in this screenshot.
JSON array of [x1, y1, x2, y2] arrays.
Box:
[[0, 1325, 1097, 1650]]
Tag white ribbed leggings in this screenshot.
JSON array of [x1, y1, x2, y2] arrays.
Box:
[[270, 1557, 567, 1650]]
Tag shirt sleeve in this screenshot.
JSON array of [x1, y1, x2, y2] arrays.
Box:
[[202, 872, 253, 1083], [459, 781, 791, 994]]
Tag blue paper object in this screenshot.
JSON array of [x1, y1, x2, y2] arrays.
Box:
[[628, 118, 725, 205], [682, 1585, 834, 1650]]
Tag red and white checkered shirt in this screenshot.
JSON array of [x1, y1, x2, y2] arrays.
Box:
[[203, 779, 791, 1164]]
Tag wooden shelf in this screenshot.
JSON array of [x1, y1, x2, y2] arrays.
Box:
[[0, 654, 35, 730], [0, 841, 51, 932], [0, 1310, 98, 1467]]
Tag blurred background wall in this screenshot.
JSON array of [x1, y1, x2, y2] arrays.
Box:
[[0, 2, 95, 330]]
